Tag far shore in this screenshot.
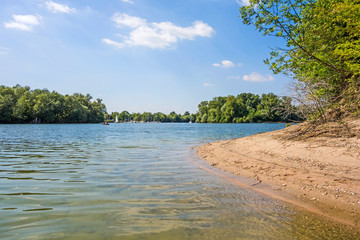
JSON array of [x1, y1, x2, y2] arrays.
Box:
[[196, 121, 360, 228]]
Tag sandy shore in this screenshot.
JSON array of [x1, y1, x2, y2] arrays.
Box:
[[196, 123, 360, 228]]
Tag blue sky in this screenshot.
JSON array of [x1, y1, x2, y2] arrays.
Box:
[[0, 0, 290, 114]]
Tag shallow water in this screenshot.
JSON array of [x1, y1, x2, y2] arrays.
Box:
[[0, 123, 358, 239]]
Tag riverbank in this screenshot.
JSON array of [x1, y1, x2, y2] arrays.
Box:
[[196, 120, 360, 228]]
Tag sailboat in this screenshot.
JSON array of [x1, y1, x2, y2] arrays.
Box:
[[115, 115, 119, 123]]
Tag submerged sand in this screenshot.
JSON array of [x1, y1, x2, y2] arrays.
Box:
[[196, 122, 360, 228]]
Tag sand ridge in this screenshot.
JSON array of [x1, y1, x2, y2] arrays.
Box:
[[196, 124, 360, 228]]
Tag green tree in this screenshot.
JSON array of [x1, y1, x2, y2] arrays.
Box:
[[0, 85, 107, 123], [181, 111, 191, 122], [201, 113, 208, 123], [207, 97, 226, 123], [13, 91, 33, 122], [0, 86, 16, 123], [33, 91, 56, 123], [50, 91, 66, 122], [167, 111, 180, 122], [258, 93, 281, 121], [153, 112, 167, 122], [119, 111, 130, 122], [240, 0, 360, 120], [142, 112, 153, 122], [195, 93, 296, 123], [220, 95, 241, 123], [91, 98, 106, 122], [63, 95, 87, 123]]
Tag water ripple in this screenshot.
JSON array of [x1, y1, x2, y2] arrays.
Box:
[[0, 123, 358, 239]]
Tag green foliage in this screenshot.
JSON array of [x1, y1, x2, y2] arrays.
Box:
[[108, 93, 300, 124], [108, 109, 186, 123], [110, 110, 197, 123], [0, 85, 106, 123], [240, 0, 360, 119], [195, 93, 301, 123]]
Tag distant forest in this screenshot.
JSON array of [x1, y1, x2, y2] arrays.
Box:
[[0, 85, 106, 123], [1, 85, 300, 124], [110, 93, 301, 123]]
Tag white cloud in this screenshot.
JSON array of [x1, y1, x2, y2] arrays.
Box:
[[125, 25, 178, 48], [112, 13, 146, 28], [153, 21, 214, 39], [4, 14, 41, 31], [104, 13, 215, 49], [45, 1, 76, 14], [102, 38, 125, 48], [227, 76, 241, 80], [243, 72, 274, 82], [203, 83, 214, 87], [122, 0, 134, 4], [236, 0, 251, 6], [212, 60, 235, 68]]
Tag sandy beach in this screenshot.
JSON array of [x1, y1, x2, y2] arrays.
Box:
[[196, 122, 360, 228]]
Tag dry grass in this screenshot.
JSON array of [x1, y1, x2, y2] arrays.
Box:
[[279, 118, 360, 141]]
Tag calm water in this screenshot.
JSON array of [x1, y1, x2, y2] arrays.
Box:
[[0, 123, 358, 240]]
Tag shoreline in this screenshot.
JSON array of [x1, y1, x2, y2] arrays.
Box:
[[195, 123, 360, 228]]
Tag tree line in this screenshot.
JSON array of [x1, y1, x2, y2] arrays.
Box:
[[110, 93, 300, 123], [1, 85, 299, 124], [195, 93, 300, 123], [109, 111, 196, 123], [0, 85, 106, 123]]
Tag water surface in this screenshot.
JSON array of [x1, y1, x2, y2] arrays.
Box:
[[0, 123, 358, 239]]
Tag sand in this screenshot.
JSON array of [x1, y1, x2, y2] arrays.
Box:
[[196, 122, 360, 228]]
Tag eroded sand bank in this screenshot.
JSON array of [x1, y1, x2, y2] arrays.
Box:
[[196, 123, 360, 228]]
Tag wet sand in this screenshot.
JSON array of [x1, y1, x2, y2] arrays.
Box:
[[196, 123, 360, 228]]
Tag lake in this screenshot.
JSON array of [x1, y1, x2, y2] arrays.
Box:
[[0, 123, 358, 239]]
